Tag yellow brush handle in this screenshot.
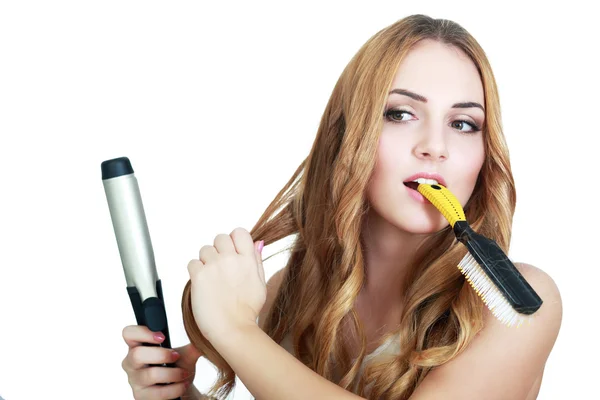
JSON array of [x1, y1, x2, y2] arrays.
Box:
[[416, 183, 466, 227]]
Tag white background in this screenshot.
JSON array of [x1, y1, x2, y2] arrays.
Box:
[[1, 1, 597, 399]]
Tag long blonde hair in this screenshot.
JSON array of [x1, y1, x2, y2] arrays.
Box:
[[182, 13, 516, 399]]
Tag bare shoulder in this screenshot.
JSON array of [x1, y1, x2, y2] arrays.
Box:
[[258, 267, 288, 331], [409, 261, 563, 400], [510, 261, 563, 348], [514, 261, 563, 322]]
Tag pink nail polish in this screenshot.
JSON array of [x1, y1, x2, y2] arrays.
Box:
[[257, 240, 264, 254]]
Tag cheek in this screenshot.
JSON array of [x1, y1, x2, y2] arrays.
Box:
[[367, 136, 402, 200], [376, 132, 407, 173], [454, 140, 485, 205]]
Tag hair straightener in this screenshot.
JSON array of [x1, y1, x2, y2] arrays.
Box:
[[102, 156, 180, 400]]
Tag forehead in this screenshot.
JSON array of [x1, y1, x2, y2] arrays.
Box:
[[390, 40, 484, 104]]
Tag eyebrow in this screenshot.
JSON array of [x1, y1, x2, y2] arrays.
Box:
[[388, 88, 485, 112]]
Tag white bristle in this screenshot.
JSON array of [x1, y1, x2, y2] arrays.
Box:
[[458, 252, 534, 328]]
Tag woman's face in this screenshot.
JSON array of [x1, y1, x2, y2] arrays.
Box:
[[366, 39, 486, 234]]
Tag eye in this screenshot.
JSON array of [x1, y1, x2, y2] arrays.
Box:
[[384, 108, 482, 135], [384, 108, 414, 123], [450, 120, 481, 134]]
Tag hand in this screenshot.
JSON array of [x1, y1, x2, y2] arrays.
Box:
[[122, 325, 203, 399], [187, 227, 266, 343]]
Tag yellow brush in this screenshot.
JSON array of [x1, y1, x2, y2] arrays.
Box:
[[410, 182, 542, 327]]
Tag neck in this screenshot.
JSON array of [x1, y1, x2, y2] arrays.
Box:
[[359, 208, 429, 306]]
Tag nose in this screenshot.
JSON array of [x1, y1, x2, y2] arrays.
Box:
[[414, 125, 449, 161]]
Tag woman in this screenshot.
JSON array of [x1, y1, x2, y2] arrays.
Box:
[[122, 14, 562, 400]]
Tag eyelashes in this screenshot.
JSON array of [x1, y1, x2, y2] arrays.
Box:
[[384, 108, 482, 134]]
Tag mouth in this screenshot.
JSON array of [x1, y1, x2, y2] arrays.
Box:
[[403, 181, 420, 191], [402, 181, 433, 204]]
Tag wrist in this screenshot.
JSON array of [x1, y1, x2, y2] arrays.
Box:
[[203, 320, 259, 348]]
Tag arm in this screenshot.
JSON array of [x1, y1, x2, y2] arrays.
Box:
[[184, 268, 304, 400], [212, 267, 364, 400], [211, 323, 365, 400], [408, 263, 562, 400], [211, 263, 561, 400]]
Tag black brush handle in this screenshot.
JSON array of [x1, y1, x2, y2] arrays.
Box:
[[454, 221, 543, 314]]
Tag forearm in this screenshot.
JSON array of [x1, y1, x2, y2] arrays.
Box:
[[209, 324, 365, 400]]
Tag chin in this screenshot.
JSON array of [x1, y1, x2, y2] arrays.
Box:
[[365, 197, 450, 235], [394, 211, 450, 234]]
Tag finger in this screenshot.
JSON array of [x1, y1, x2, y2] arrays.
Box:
[[199, 244, 218, 263], [187, 258, 204, 277], [122, 325, 166, 349], [140, 365, 189, 385], [127, 346, 182, 371], [255, 243, 266, 285], [137, 380, 189, 400], [230, 227, 254, 255], [214, 233, 236, 254]]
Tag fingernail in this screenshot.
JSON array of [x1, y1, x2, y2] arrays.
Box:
[[172, 351, 180, 359], [154, 333, 165, 341], [184, 380, 191, 389], [257, 240, 264, 254], [183, 370, 190, 378]]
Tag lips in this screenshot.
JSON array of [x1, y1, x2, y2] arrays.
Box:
[[402, 172, 447, 188], [404, 182, 432, 204]]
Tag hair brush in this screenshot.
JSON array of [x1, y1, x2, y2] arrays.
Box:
[[406, 181, 543, 327]]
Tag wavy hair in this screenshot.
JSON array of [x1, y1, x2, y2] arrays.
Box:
[[181, 13, 516, 399]]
